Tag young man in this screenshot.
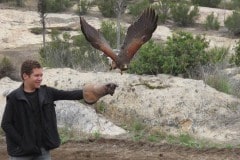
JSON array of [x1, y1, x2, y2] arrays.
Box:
[[1, 60, 117, 160]]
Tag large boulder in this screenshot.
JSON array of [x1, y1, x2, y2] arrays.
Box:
[[0, 75, 126, 137], [35, 68, 240, 144]]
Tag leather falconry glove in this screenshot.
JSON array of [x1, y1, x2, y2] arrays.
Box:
[[83, 83, 118, 104]]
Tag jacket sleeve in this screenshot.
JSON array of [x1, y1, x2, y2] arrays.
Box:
[[47, 86, 83, 101], [1, 96, 22, 145]]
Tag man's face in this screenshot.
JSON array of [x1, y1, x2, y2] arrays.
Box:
[[23, 68, 43, 90]]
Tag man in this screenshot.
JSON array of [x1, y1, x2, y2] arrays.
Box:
[[1, 60, 118, 160]]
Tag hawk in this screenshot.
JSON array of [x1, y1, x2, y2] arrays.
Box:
[[80, 7, 158, 74]]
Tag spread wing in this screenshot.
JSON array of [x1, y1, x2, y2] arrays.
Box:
[[120, 8, 158, 61], [80, 17, 117, 62]]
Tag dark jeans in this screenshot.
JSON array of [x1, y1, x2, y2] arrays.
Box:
[[9, 148, 51, 160]]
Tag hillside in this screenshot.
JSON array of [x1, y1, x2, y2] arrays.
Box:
[[0, 1, 240, 160]]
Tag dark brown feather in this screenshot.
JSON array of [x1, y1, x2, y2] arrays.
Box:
[[120, 8, 158, 61], [80, 7, 158, 72], [80, 17, 117, 62]]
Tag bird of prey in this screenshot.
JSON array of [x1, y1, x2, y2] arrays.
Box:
[[80, 7, 158, 74]]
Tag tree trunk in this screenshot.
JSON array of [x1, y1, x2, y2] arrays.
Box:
[[38, 0, 47, 48], [115, 0, 125, 52], [42, 15, 46, 48]]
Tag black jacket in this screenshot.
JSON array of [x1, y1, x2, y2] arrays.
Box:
[[1, 84, 83, 156]]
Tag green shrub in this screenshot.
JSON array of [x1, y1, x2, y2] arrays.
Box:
[[78, 0, 91, 15], [197, 47, 229, 79], [165, 31, 209, 76], [206, 46, 229, 64], [230, 40, 240, 66], [92, 131, 101, 140], [58, 127, 79, 144], [39, 31, 73, 68], [40, 31, 108, 71], [45, 0, 71, 13], [30, 27, 44, 35], [97, 0, 127, 18], [100, 20, 125, 49], [195, 47, 230, 92], [0, 0, 24, 7], [153, 0, 172, 23], [97, 0, 117, 17], [39, 20, 126, 71], [191, 0, 221, 8], [219, 0, 240, 10], [0, 56, 14, 79], [129, 31, 210, 77], [204, 12, 220, 30], [170, 2, 199, 27], [205, 73, 231, 94], [131, 121, 146, 141], [73, 34, 109, 71], [218, 0, 235, 10], [231, 0, 240, 9], [224, 11, 240, 36], [128, 0, 150, 17], [128, 40, 166, 75]]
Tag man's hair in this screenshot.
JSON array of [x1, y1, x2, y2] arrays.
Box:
[[21, 60, 42, 80]]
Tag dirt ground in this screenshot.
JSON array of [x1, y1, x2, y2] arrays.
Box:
[[0, 137, 239, 160]]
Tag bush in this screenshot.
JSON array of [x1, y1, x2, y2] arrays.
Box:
[[219, 1, 240, 10], [128, 40, 166, 75], [78, 0, 91, 15], [195, 46, 229, 80], [204, 12, 220, 30], [153, 0, 172, 23], [224, 11, 240, 36], [100, 20, 126, 49], [205, 73, 231, 94], [45, 0, 71, 13], [30, 27, 44, 35], [97, 0, 127, 18], [39, 20, 126, 71], [39, 31, 74, 68], [206, 47, 229, 64], [128, 0, 150, 17], [129, 31, 211, 77], [0, 0, 24, 7], [230, 40, 240, 66], [0, 56, 14, 79], [231, 0, 240, 9], [165, 31, 209, 76], [170, 2, 199, 27], [97, 0, 117, 18], [191, 0, 221, 8], [72, 34, 109, 71], [39, 31, 108, 71]]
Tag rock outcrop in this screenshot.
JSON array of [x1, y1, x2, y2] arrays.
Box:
[[0, 68, 240, 144]]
